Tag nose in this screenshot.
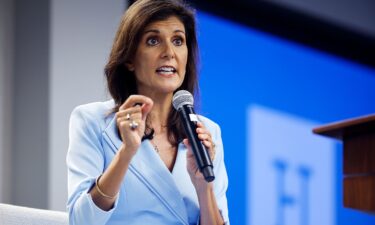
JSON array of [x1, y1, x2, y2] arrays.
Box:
[[161, 42, 175, 59]]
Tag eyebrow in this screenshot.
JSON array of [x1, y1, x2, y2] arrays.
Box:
[[143, 29, 185, 35]]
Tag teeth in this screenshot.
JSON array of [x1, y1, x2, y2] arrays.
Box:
[[157, 66, 176, 72]]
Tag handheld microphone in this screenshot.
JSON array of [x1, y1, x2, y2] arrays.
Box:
[[172, 90, 215, 182]]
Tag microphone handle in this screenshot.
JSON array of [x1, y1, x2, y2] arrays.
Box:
[[179, 105, 215, 182]]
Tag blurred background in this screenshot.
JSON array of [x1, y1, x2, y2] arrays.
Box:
[[0, 0, 374, 224]]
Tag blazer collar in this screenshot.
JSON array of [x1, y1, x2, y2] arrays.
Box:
[[103, 115, 189, 225]]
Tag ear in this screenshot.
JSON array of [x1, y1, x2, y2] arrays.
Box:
[[125, 61, 135, 71]]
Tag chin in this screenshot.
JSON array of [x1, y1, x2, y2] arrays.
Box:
[[158, 85, 181, 95], [157, 81, 183, 93]]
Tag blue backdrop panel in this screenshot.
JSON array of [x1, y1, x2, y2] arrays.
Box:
[[196, 11, 375, 225]]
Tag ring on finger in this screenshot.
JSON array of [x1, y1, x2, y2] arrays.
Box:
[[126, 113, 131, 120], [129, 120, 139, 130]]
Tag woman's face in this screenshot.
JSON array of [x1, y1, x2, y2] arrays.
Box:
[[128, 16, 188, 96]]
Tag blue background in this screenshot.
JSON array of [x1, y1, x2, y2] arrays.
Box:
[[196, 11, 375, 225]]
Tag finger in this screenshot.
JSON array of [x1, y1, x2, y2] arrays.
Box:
[[198, 133, 212, 141], [202, 140, 215, 160], [183, 139, 194, 155], [196, 127, 204, 134], [116, 113, 142, 124], [116, 107, 142, 118], [129, 119, 141, 131], [116, 110, 142, 125], [183, 138, 190, 148], [202, 140, 214, 149], [116, 106, 142, 117], [198, 134, 213, 149], [119, 95, 153, 111], [141, 100, 153, 121], [126, 119, 142, 132], [117, 117, 141, 128], [118, 121, 130, 135], [122, 98, 153, 121], [196, 126, 212, 138]]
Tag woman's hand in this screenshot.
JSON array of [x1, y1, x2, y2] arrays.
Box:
[[116, 95, 153, 157], [184, 122, 225, 225], [183, 122, 216, 191]]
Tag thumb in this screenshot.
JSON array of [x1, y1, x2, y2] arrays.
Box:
[[183, 138, 189, 148], [141, 97, 154, 121], [183, 139, 194, 157]]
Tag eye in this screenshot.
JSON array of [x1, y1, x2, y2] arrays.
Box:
[[172, 37, 184, 46], [146, 37, 159, 46]]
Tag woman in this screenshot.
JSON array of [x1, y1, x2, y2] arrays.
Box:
[[66, 0, 229, 224]]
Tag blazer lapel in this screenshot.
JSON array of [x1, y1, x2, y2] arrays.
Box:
[[103, 116, 189, 225]]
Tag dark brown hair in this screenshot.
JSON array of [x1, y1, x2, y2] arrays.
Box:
[[105, 0, 199, 145]]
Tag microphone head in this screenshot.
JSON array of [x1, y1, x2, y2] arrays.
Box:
[[172, 90, 194, 110]]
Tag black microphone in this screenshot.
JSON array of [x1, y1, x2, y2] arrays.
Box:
[[172, 90, 215, 182]]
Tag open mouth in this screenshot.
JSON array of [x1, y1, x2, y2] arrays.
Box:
[[156, 66, 177, 76]]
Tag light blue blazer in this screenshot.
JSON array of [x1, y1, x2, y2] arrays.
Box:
[[66, 100, 229, 225]]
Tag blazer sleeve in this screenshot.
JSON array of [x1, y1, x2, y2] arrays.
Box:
[[212, 122, 230, 225], [66, 106, 120, 225]]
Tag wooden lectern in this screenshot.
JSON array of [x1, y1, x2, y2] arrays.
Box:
[[313, 114, 375, 213]]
